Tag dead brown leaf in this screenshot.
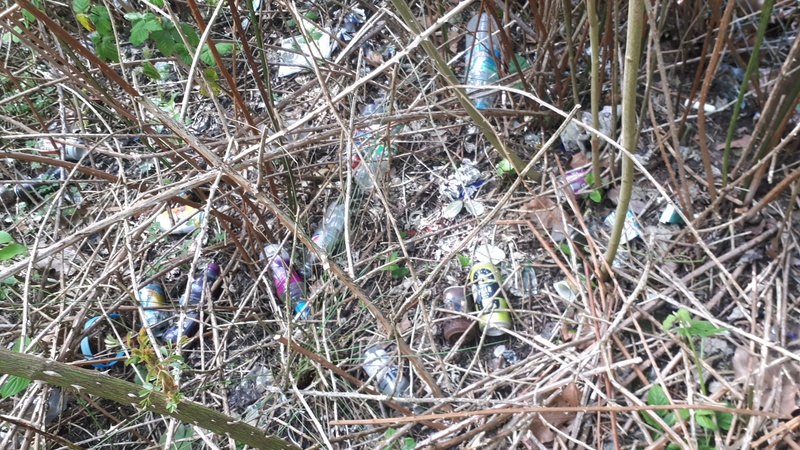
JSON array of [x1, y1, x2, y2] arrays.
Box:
[[733, 346, 799, 416], [528, 383, 582, 443], [522, 197, 571, 238], [364, 48, 384, 67], [715, 135, 752, 151], [569, 153, 591, 169]]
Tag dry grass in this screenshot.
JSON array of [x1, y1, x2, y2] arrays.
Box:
[[0, 0, 799, 448]]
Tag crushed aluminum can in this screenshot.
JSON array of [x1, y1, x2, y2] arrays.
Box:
[[362, 345, 410, 397]]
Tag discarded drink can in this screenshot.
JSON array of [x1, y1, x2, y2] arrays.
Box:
[[137, 283, 170, 334], [441, 286, 476, 344], [162, 263, 221, 344], [361, 345, 410, 397], [468, 262, 512, 336]]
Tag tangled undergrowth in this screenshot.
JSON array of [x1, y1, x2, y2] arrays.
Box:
[[0, 0, 799, 448]]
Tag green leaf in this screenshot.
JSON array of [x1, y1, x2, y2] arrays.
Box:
[[180, 23, 199, 47], [685, 320, 728, 337], [496, 158, 513, 176], [640, 410, 662, 431], [716, 411, 733, 431], [1, 276, 17, 286], [0, 243, 27, 261], [401, 437, 416, 450], [589, 190, 602, 203], [72, 0, 90, 13], [457, 254, 471, 268], [215, 42, 233, 56], [130, 20, 153, 46], [152, 29, 175, 56], [646, 384, 670, 407], [95, 35, 119, 62], [160, 423, 194, 450], [175, 44, 191, 65], [0, 231, 12, 245], [199, 44, 215, 65], [508, 53, 531, 75], [149, 0, 164, 7], [142, 61, 162, 80], [90, 5, 112, 35], [0, 375, 32, 398], [662, 314, 677, 332], [143, 18, 163, 32], [384, 428, 396, 439], [695, 412, 718, 431]]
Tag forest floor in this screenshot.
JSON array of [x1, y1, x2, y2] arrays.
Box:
[[0, 0, 799, 449]]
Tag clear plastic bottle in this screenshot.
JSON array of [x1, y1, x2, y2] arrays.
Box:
[[300, 202, 346, 278], [264, 244, 310, 319], [464, 13, 503, 109], [162, 263, 221, 344], [352, 100, 400, 191]]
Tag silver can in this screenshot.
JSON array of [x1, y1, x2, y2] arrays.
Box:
[[361, 345, 410, 397]]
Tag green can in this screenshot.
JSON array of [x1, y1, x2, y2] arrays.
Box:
[[468, 262, 512, 336]]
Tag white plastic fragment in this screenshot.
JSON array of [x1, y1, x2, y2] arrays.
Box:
[[659, 204, 685, 225], [156, 205, 205, 234], [553, 280, 578, 301], [277, 18, 333, 77], [604, 209, 640, 244], [684, 99, 717, 113], [474, 243, 505, 263]]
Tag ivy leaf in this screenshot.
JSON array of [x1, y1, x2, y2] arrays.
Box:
[[0, 231, 12, 245], [142, 61, 162, 80]]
